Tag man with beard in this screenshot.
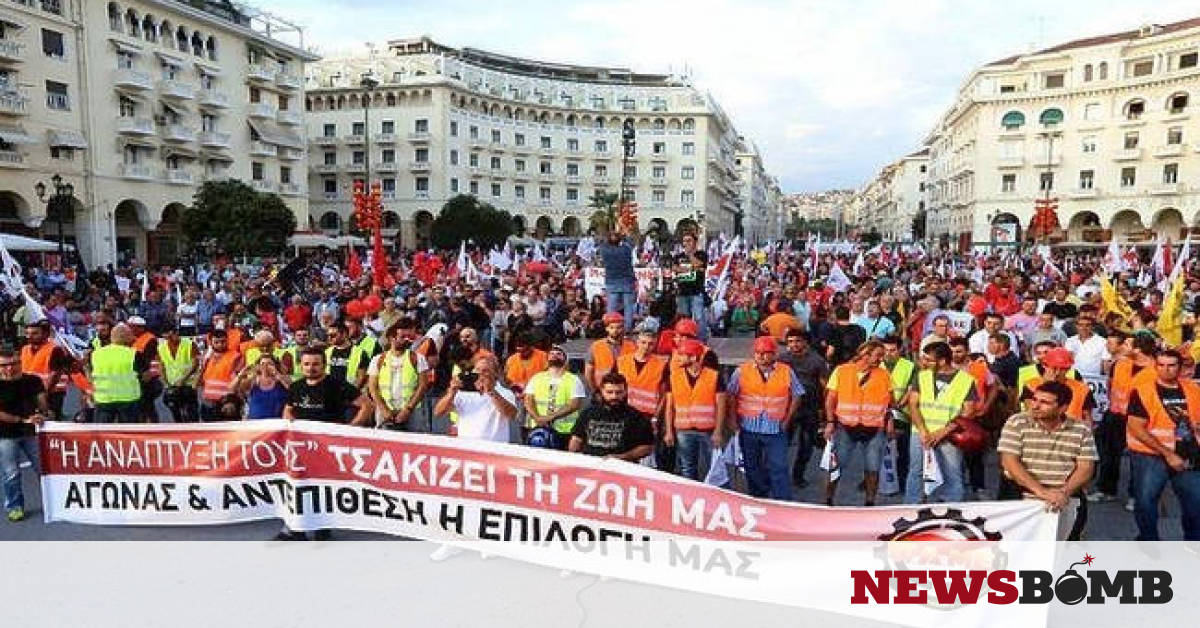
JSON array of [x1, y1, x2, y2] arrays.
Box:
[[524, 345, 586, 447], [569, 372, 655, 460], [367, 318, 430, 431]]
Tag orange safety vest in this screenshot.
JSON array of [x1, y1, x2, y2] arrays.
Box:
[[1126, 378, 1200, 455], [1109, 358, 1155, 416], [590, 338, 635, 380], [669, 366, 718, 431], [505, 349, 548, 390], [132, 332, 156, 353], [201, 351, 239, 402], [617, 353, 668, 416], [1027, 376, 1090, 421], [965, 358, 990, 398], [20, 342, 66, 392], [734, 362, 793, 423], [829, 363, 892, 428]]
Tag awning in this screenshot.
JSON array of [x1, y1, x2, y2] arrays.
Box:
[[201, 150, 234, 163], [109, 38, 143, 55], [120, 137, 157, 150], [195, 61, 221, 76], [1, 233, 74, 252], [155, 50, 185, 66], [0, 16, 27, 30], [163, 146, 198, 159], [160, 100, 185, 116], [47, 129, 89, 149], [287, 233, 367, 249], [247, 119, 304, 149], [0, 123, 36, 145]]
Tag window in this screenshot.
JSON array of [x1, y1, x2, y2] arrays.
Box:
[[490, 156, 501, 169], [415, 119, 428, 133], [1078, 170, 1093, 189], [1039, 108, 1063, 126], [1039, 173, 1053, 191], [416, 177, 429, 192], [595, 188, 607, 198], [280, 166, 292, 184], [624, 165, 637, 177], [591, 96, 605, 109], [324, 179, 337, 194], [491, 183, 501, 198], [491, 129, 501, 143], [450, 178, 459, 193], [1083, 64, 1093, 82], [41, 29, 64, 58], [1132, 60, 1153, 77], [682, 142, 695, 155], [1044, 72, 1064, 88], [540, 136, 551, 149], [1000, 111, 1025, 130], [1169, 93, 1189, 114], [539, 161, 552, 174], [450, 121, 458, 137], [469, 181, 478, 195], [1125, 100, 1145, 120], [566, 188, 578, 201], [681, 166, 695, 180], [323, 123, 336, 137], [469, 153, 479, 167], [652, 166, 666, 178], [119, 96, 136, 117], [381, 120, 395, 134], [352, 121, 365, 136], [1124, 132, 1139, 149], [1164, 163, 1178, 184], [1181, 52, 1199, 69], [382, 179, 395, 193], [252, 162, 264, 180], [201, 114, 216, 133], [515, 133, 526, 146], [566, 163, 579, 176], [595, 165, 607, 176], [567, 138, 579, 152], [1082, 103, 1100, 120], [1121, 167, 1136, 187], [595, 140, 607, 152], [681, 190, 694, 206], [323, 152, 336, 166], [539, 187, 551, 200], [515, 185, 525, 199], [469, 125, 479, 139], [594, 117, 605, 129], [116, 51, 134, 69], [449, 150, 458, 166], [382, 149, 396, 163], [619, 98, 635, 111], [45, 81, 69, 110], [653, 141, 666, 154], [1098, 62, 1108, 80], [248, 85, 260, 103], [1169, 127, 1184, 145], [1081, 136, 1097, 153], [1001, 174, 1016, 192], [652, 190, 665, 203], [352, 151, 365, 165], [50, 147, 74, 160], [515, 159, 526, 172]]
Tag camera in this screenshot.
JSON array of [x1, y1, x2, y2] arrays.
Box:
[[458, 371, 479, 392]]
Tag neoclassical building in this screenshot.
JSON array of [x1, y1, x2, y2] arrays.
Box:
[[924, 18, 1200, 249], [303, 37, 760, 247]]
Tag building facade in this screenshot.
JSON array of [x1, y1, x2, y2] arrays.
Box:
[[303, 37, 756, 247], [854, 150, 929, 242], [924, 18, 1200, 249], [734, 137, 777, 244], [0, 0, 315, 267]]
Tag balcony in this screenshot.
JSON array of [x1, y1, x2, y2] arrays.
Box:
[[312, 163, 339, 174], [381, 191, 396, 200], [623, 177, 641, 186], [650, 152, 670, 162], [1029, 155, 1060, 167], [490, 169, 507, 179], [0, 91, 29, 116], [594, 150, 613, 158], [246, 64, 277, 83], [374, 133, 397, 144], [0, 39, 26, 63], [249, 141, 277, 157], [410, 161, 431, 172], [248, 102, 277, 119], [1114, 148, 1142, 161], [538, 172, 557, 183], [279, 183, 303, 196], [415, 191, 430, 199], [277, 110, 301, 126], [163, 169, 193, 185], [564, 148, 583, 160], [408, 132, 431, 143], [162, 124, 195, 142], [204, 167, 230, 181], [1153, 144, 1185, 158], [513, 170, 531, 181], [592, 175, 610, 184], [321, 191, 341, 201], [121, 163, 153, 180], [198, 131, 230, 148], [343, 133, 366, 145], [276, 73, 301, 91], [512, 144, 532, 155], [198, 90, 229, 108], [159, 80, 194, 100], [538, 199, 553, 207], [538, 145, 556, 156], [1152, 182, 1183, 195], [250, 179, 276, 194], [375, 161, 398, 173], [468, 166, 484, 178], [489, 141, 507, 152], [113, 68, 153, 91], [564, 174, 581, 184], [344, 161, 366, 173], [0, 150, 25, 168], [468, 137, 487, 149], [315, 135, 338, 146], [117, 117, 154, 135], [278, 147, 302, 161], [1068, 187, 1099, 199], [996, 156, 1024, 169], [650, 177, 668, 186]]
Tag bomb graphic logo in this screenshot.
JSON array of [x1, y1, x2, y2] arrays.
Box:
[[1055, 554, 1095, 605]]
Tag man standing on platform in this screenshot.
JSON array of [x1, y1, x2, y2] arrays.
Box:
[[673, 232, 709, 341]]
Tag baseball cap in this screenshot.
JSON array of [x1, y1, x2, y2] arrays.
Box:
[[673, 318, 700, 337], [602, 312, 624, 325], [677, 339, 707, 357], [127, 316, 146, 326], [1043, 347, 1074, 369], [753, 336, 778, 354]]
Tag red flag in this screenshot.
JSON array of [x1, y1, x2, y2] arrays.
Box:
[[347, 247, 362, 280]]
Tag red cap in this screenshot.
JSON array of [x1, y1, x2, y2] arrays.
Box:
[[754, 336, 778, 354], [1043, 347, 1074, 369], [673, 318, 700, 337], [677, 339, 707, 357], [602, 312, 624, 325]]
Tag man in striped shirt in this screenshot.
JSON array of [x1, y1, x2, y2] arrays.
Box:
[[998, 380, 1097, 540]]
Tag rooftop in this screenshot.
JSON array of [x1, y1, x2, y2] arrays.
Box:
[[986, 17, 1200, 66]]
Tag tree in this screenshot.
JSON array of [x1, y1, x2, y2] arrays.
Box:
[[587, 191, 620, 233], [182, 180, 296, 257], [430, 194, 514, 250], [861, 227, 882, 247]]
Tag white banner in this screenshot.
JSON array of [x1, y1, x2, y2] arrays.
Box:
[[583, 267, 662, 302], [1083, 375, 1110, 417]]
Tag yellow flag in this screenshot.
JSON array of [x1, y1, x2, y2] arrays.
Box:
[[1099, 274, 1134, 321], [1157, 274, 1186, 347]]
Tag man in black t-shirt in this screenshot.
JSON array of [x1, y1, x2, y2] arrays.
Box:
[[0, 349, 48, 522], [570, 372, 654, 460], [828, 306, 867, 366], [673, 232, 710, 341], [284, 347, 372, 426]]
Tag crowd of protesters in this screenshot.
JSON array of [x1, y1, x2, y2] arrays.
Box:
[[2, 227, 1199, 542]]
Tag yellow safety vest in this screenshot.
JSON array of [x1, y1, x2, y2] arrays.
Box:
[[916, 369, 975, 432], [157, 339, 195, 386], [245, 345, 285, 369], [326, 344, 367, 386], [91, 345, 140, 404], [887, 357, 915, 422], [357, 335, 379, 358], [527, 370, 582, 434], [376, 351, 420, 411], [449, 363, 462, 425]]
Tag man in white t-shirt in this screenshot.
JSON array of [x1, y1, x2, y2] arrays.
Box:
[[968, 312, 1018, 361], [434, 355, 518, 443], [1064, 314, 1110, 377]]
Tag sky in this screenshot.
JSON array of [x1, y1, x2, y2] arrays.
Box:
[[261, 0, 1200, 193]]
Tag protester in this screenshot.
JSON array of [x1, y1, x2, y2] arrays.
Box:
[[0, 348, 48, 522], [569, 372, 655, 460], [823, 340, 891, 506], [730, 336, 803, 500]]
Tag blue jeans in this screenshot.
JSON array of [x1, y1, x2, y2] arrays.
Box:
[[741, 431, 792, 500], [1130, 452, 1200, 541], [94, 401, 141, 424], [675, 294, 708, 340], [0, 436, 39, 511], [675, 430, 713, 481], [904, 435, 965, 504], [833, 427, 887, 473], [605, 283, 636, 330]]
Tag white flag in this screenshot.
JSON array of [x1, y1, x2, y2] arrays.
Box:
[[827, 261, 852, 292], [575, 238, 595, 262], [1150, 237, 1166, 279], [140, 270, 149, 301], [487, 247, 513, 271], [819, 440, 840, 482], [532, 243, 547, 262], [1103, 238, 1125, 274], [851, 251, 864, 276], [0, 238, 23, 298], [1169, 237, 1191, 285], [455, 241, 468, 276]]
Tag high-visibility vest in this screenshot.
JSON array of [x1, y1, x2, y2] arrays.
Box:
[[888, 357, 915, 404], [20, 342, 66, 393], [1025, 376, 1090, 421], [244, 345, 284, 369], [376, 351, 420, 411], [916, 369, 975, 432], [357, 335, 379, 358], [1109, 358, 1155, 416], [965, 358, 990, 398], [90, 337, 106, 351], [669, 366, 719, 431], [157, 338, 195, 386], [589, 338, 635, 380], [90, 345, 140, 404], [1017, 364, 1077, 397], [830, 362, 891, 428], [1126, 378, 1200, 455], [201, 351, 239, 402], [505, 349, 548, 390], [449, 363, 462, 425], [735, 362, 793, 423], [528, 370, 583, 434], [617, 353, 668, 416], [326, 344, 367, 385], [132, 332, 155, 353], [282, 345, 302, 381]]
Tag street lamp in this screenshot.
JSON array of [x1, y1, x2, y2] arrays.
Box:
[[35, 174, 74, 259], [360, 72, 380, 221]]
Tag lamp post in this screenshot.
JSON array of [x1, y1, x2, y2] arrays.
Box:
[[35, 174, 74, 261], [360, 72, 379, 221], [1035, 127, 1062, 246]]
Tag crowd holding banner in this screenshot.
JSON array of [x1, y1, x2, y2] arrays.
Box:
[[1, 224, 1199, 542]]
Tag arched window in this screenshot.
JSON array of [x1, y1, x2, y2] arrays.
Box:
[[1098, 62, 1108, 80], [1039, 107, 1064, 126], [1083, 64, 1093, 82], [125, 9, 140, 37], [142, 15, 157, 42], [682, 118, 695, 132], [176, 26, 188, 53], [594, 117, 604, 129], [319, 212, 341, 230], [653, 118, 665, 130], [1001, 111, 1025, 130], [205, 36, 217, 61], [191, 32, 203, 56], [108, 3, 122, 31], [1168, 92, 1189, 114], [386, 92, 396, 106], [160, 20, 172, 44], [1123, 98, 1145, 120]]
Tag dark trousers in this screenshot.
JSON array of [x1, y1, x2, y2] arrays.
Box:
[[1094, 412, 1126, 495], [790, 400, 819, 483], [1068, 493, 1088, 541], [164, 386, 199, 423], [47, 391, 66, 420], [894, 425, 912, 494]]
